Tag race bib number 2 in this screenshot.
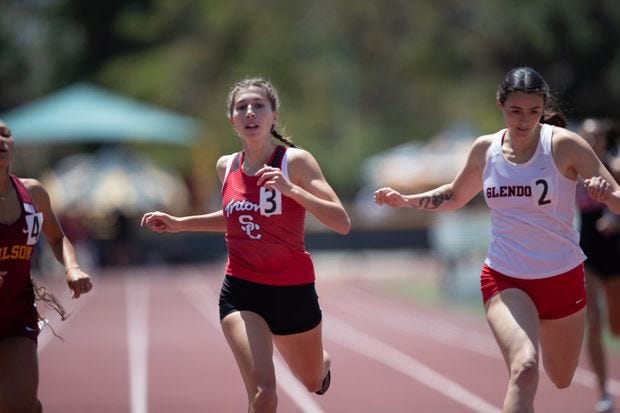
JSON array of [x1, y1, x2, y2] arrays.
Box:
[[260, 187, 282, 216], [531, 177, 553, 207]]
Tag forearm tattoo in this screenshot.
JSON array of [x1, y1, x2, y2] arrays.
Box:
[[417, 190, 453, 209]]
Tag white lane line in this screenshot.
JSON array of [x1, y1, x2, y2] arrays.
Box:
[[126, 276, 149, 413], [328, 291, 497, 356], [178, 274, 326, 413], [331, 285, 620, 396], [324, 316, 502, 413]]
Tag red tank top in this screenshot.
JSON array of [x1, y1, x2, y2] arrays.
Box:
[[221, 146, 315, 285], [0, 175, 43, 328]]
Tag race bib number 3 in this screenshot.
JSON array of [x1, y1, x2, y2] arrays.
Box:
[[260, 187, 282, 217]]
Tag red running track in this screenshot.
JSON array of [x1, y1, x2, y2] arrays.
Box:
[[35, 256, 619, 413]]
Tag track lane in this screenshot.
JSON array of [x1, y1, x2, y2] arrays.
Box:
[[35, 259, 620, 412], [38, 273, 131, 413]]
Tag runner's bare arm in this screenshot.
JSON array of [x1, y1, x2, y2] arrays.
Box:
[[374, 136, 490, 211], [25, 178, 92, 298]]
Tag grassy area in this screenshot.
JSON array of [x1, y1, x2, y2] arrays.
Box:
[[357, 270, 485, 317], [605, 333, 620, 352]]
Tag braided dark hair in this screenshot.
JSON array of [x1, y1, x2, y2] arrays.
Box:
[[270, 125, 296, 148], [496, 67, 566, 127], [31, 278, 69, 341], [227, 78, 297, 148]]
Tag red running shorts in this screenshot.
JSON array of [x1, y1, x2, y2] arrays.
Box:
[[480, 263, 586, 320]]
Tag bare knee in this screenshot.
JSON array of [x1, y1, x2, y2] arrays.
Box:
[[510, 355, 539, 391], [297, 363, 330, 392], [250, 386, 277, 413], [302, 351, 331, 392], [552, 377, 573, 389], [542, 350, 579, 389], [299, 375, 323, 393], [546, 366, 575, 389]]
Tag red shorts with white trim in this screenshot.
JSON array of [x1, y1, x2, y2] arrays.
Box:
[[480, 263, 586, 320]]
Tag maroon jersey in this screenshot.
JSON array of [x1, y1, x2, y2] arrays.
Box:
[[221, 146, 315, 286], [0, 175, 43, 335]]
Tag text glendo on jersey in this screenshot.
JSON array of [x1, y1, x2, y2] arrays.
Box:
[[486, 185, 532, 198]]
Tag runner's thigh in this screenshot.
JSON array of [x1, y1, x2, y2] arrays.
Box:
[[0, 336, 39, 411], [539, 308, 586, 382]]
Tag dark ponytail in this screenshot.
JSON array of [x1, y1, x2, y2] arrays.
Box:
[[271, 125, 297, 148], [541, 109, 567, 128]]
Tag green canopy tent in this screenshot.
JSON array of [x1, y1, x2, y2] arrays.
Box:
[[0, 82, 205, 193], [0, 83, 206, 215], [0, 82, 200, 145], [0, 84, 216, 266]]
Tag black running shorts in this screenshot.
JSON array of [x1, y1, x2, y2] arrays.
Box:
[[219, 275, 322, 335]]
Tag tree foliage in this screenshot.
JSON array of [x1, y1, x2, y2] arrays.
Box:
[[2, 0, 620, 197]]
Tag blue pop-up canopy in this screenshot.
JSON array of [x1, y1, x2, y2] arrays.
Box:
[[0, 83, 201, 145]]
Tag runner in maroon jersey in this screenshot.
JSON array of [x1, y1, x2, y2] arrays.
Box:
[[0, 121, 93, 413], [576, 118, 620, 413], [142, 78, 350, 412]]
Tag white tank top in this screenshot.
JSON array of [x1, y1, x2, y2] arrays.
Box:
[[482, 123, 586, 279]]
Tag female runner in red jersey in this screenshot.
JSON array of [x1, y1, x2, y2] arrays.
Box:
[[141, 78, 350, 412], [0, 121, 93, 413]]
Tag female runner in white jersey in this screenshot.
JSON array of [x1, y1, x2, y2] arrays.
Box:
[[141, 78, 350, 413], [374, 66, 620, 413]]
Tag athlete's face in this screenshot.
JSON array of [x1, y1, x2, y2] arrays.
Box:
[[497, 92, 544, 140], [229, 87, 277, 142], [0, 123, 15, 166]]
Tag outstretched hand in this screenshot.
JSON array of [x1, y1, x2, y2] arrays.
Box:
[[374, 187, 408, 208], [141, 211, 178, 233], [584, 176, 612, 203]]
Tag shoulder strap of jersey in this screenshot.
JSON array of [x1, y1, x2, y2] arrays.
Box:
[[540, 123, 553, 154], [269, 145, 286, 168], [485, 130, 504, 163], [223, 152, 241, 184], [230, 152, 241, 172], [10, 175, 35, 205]]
